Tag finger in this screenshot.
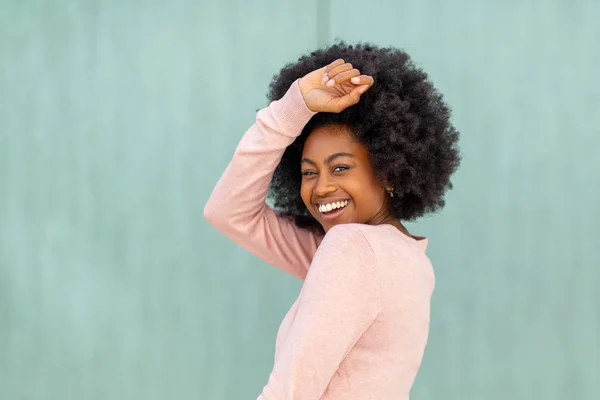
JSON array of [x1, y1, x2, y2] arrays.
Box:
[[319, 59, 345, 78], [322, 61, 352, 84], [323, 63, 353, 84], [327, 63, 353, 78], [331, 84, 368, 113], [325, 59, 345, 73], [358, 84, 371, 94], [325, 69, 360, 87], [350, 75, 375, 86]]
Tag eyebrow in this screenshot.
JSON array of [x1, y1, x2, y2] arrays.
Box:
[[301, 152, 355, 166]]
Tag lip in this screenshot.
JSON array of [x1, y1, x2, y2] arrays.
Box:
[[315, 200, 351, 221]]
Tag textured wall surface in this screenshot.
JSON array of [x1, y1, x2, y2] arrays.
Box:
[[1, 0, 599, 398]]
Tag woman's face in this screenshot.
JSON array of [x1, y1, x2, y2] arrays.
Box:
[[300, 124, 393, 233]]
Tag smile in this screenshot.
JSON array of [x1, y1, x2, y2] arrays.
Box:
[[316, 200, 350, 220]]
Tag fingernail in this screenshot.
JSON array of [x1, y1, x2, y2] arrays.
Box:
[[321, 74, 329, 84], [351, 77, 360, 84], [359, 85, 368, 93], [326, 79, 335, 87]]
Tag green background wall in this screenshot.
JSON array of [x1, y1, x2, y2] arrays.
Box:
[[1, 0, 598, 398]]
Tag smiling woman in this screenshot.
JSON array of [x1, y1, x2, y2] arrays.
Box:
[[299, 124, 405, 234], [204, 41, 461, 399], [269, 42, 461, 239]]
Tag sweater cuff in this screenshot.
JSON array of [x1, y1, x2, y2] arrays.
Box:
[[270, 79, 318, 138]]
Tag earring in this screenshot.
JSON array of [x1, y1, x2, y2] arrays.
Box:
[[388, 187, 394, 198]]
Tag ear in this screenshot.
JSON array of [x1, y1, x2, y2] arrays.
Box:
[[381, 177, 393, 191]]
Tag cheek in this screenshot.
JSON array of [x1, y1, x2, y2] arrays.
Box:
[[300, 181, 311, 207], [352, 181, 385, 211], [347, 174, 378, 200]]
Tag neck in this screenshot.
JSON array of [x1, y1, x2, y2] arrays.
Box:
[[370, 213, 411, 237], [384, 219, 410, 236]]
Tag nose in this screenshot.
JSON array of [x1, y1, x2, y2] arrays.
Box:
[[313, 174, 336, 197]]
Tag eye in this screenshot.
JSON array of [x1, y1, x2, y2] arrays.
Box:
[[301, 166, 349, 176]]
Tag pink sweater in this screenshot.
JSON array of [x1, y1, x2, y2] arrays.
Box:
[[203, 79, 435, 400]]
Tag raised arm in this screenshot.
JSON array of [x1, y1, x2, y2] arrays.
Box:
[[203, 79, 321, 280], [204, 59, 375, 280]]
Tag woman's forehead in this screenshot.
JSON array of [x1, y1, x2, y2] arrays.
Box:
[[302, 125, 368, 159]]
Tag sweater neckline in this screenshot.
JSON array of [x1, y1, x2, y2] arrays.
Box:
[[381, 223, 429, 252]]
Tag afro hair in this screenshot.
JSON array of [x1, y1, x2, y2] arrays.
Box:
[[266, 41, 461, 235]]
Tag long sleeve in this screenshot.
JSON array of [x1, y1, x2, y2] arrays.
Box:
[[203, 79, 323, 280], [257, 224, 381, 400]]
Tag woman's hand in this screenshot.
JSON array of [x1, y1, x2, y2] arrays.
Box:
[[298, 59, 374, 113]]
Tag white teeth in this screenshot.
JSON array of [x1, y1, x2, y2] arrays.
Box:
[[318, 200, 349, 213]]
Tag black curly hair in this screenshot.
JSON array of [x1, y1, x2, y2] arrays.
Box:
[[267, 41, 461, 236]]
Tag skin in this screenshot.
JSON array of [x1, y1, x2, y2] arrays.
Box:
[[300, 124, 410, 235], [298, 59, 411, 235]]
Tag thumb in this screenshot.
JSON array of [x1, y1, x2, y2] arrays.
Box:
[[332, 84, 367, 112]]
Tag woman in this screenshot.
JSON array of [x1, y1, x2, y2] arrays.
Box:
[[204, 41, 460, 399]]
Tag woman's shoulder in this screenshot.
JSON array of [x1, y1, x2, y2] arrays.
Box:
[[319, 223, 374, 251], [324, 223, 428, 257], [312, 224, 378, 269], [309, 224, 379, 286], [316, 223, 428, 260], [315, 223, 434, 293]]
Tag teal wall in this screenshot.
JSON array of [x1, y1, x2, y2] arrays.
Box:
[[1, 0, 598, 398]]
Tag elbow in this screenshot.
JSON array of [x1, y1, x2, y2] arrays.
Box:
[[203, 198, 222, 226], [203, 205, 212, 222], [204, 198, 260, 239], [203, 198, 237, 232], [202, 199, 223, 225]]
